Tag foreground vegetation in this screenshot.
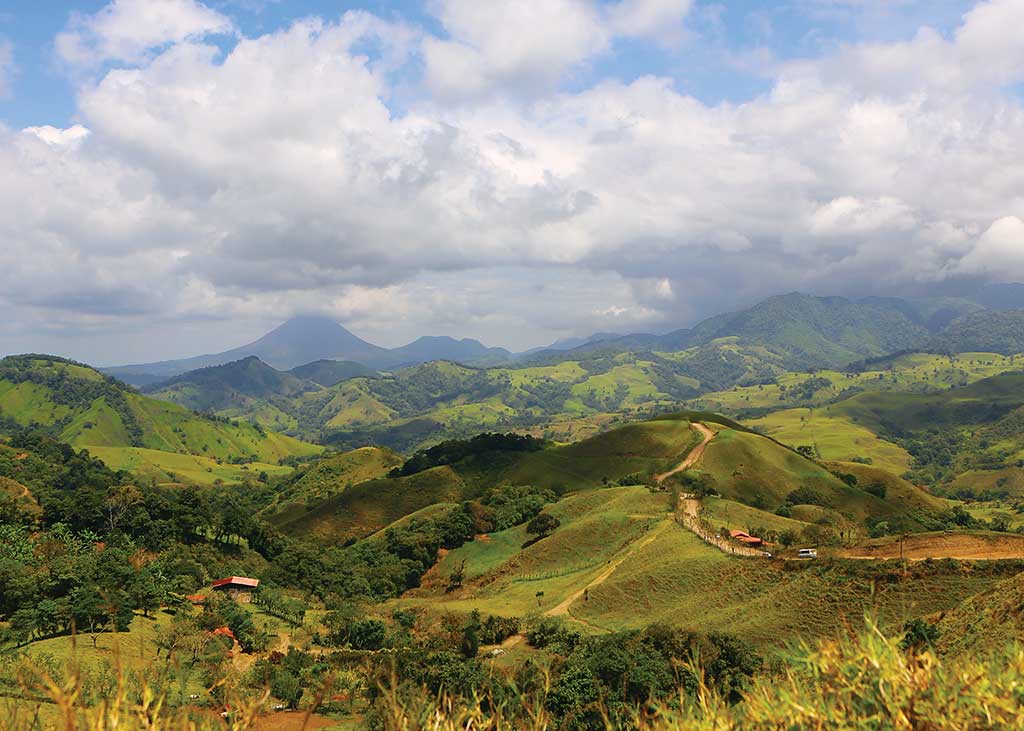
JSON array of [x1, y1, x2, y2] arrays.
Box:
[[4, 619, 1024, 730]]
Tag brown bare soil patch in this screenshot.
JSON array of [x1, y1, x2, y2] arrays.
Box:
[[252, 711, 339, 730], [841, 531, 1024, 560]]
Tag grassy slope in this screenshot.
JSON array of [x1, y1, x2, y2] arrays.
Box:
[[934, 571, 1024, 657], [274, 418, 701, 542], [695, 352, 1022, 413], [830, 373, 1024, 435], [274, 466, 466, 541], [0, 358, 321, 485], [575, 526, 1018, 645], [695, 429, 937, 521], [746, 408, 913, 474], [262, 446, 403, 523], [396, 485, 1017, 648]]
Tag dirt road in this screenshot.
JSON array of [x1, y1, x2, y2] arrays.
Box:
[[654, 422, 715, 483], [545, 519, 673, 618], [655, 423, 764, 558]]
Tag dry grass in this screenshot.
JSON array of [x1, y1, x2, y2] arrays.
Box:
[[840, 531, 1024, 560]]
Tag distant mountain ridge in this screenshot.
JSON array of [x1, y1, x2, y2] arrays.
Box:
[[388, 336, 511, 368], [104, 316, 510, 385], [104, 287, 1024, 388]]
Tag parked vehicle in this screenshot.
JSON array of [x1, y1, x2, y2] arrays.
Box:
[[798, 548, 818, 559]]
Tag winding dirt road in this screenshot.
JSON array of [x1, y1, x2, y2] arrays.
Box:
[[547, 423, 725, 623], [657, 423, 765, 558], [654, 422, 715, 483]]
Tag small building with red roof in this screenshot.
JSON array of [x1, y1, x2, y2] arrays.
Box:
[[211, 576, 260, 603], [729, 530, 764, 547]]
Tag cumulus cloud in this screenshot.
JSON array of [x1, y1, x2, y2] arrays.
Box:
[[422, 0, 697, 100], [4, 0, 1024, 360], [607, 0, 694, 40], [55, 0, 233, 68], [23, 125, 91, 148], [423, 0, 609, 99], [958, 217, 1024, 279]]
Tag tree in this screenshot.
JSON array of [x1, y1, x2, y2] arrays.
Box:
[[526, 513, 560, 539], [447, 560, 466, 593], [271, 669, 303, 710], [461, 611, 481, 658], [129, 568, 165, 617], [348, 618, 386, 650], [900, 618, 940, 651], [70, 585, 107, 647]]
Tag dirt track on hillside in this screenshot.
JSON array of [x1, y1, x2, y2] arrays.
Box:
[[654, 423, 765, 558], [545, 519, 672, 619], [654, 422, 715, 483], [544, 421, 729, 622]]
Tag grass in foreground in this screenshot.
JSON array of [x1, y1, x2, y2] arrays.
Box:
[[7, 620, 1015, 730]]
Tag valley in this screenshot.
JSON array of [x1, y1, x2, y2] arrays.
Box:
[[5, 291, 1024, 729]]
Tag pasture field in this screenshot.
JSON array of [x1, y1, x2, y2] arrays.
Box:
[[88, 446, 294, 486], [745, 408, 913, 474], [275, 419, 701, 541], [694, 352, 1023, 413], [391, 481, 1019, 648], [700, 496, 809, 535]]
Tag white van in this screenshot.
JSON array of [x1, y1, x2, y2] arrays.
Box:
[[798, 548, 818, 559]]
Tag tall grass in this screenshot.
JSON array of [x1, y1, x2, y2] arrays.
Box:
[[371, 620, 1024, 731], [4, 620, 1024, 730]]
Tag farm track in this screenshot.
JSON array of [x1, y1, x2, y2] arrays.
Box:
[[549, 422, 746, 628], [545, 519, 673, 620], [657, 423, 765, 558]]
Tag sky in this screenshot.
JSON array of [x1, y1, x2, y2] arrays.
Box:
[[1, 0, 1024, 365]]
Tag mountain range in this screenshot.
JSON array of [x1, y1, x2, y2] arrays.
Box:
[[107, 291, 1024, 454], [101, 286, 1024, 392], [103, 315, 511, 385]]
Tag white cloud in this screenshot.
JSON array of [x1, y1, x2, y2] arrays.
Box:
[[607, 0, 694, 40], [23, 125, 91, 148], [6, 0, 1024, 359], [55, 0, 233, 68], [423, 0, 608, 99], [422, 0, 698, 100], [958, 216, 1024, 279]]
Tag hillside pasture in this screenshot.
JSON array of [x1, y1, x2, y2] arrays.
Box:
[[746, 408, 913, 474], [840, 531, 1024, 560]]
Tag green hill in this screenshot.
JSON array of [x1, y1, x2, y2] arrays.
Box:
[[287, 358, 377, 386], [690, 428, 942, 527], [127, 298, 1024, 455], [743, 371, 1024, 494], [272, 417, 702, 542], [0, 355, 321, 485], [395, 484, 1017, 648], [930, 310, 1024, 355], [934, 571, 1024, 657], [260, 445, 402, 523]]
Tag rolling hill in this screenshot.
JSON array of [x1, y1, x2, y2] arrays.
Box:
[[934, 570, 1024, 657], [393, 483, 1014, 648], [745, 371, 1024, 495], [287, 359, 377, 386], [108, 292, 1024, 453], [273, 414, 946, 545], [0, 355, 322, 485]]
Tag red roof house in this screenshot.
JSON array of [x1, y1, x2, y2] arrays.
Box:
[[211, 576, 260, 603], [729, 530, 764, 547]]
